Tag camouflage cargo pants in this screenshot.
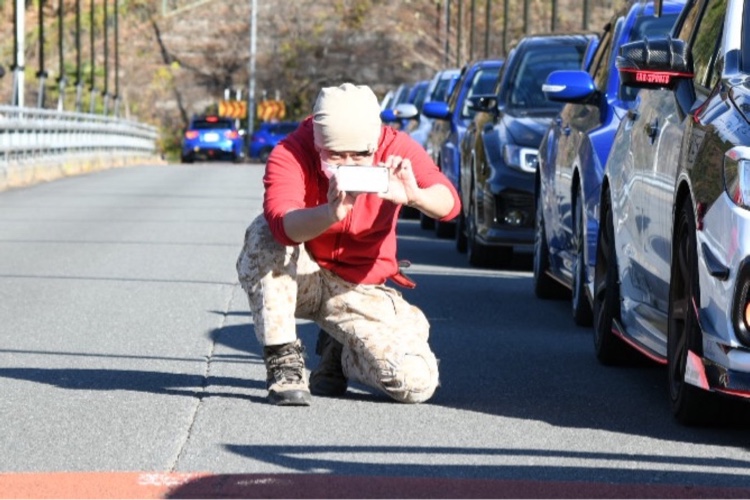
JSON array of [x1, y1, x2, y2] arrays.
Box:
[[236, 215, 439, 404]]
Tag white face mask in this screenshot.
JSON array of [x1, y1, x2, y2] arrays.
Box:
[[320, 159, 338, 179]]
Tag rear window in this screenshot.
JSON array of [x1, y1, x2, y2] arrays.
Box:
[[191, 118, 234, 130]]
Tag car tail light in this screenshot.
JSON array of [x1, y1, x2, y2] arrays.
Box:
[[724, 147, 750, 210], [206, 116, 219, 122], [225, 130, 239, 139], [185, 130, 199, 139]]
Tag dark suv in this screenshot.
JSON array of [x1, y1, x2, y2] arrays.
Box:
[[181, 115, 244, 163], [458, 34, 596, 267]]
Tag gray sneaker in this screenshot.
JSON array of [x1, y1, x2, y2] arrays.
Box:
[[263, 339, 311, 406], [310, 329, 348, 397]]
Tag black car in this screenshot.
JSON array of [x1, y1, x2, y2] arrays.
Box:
[[458, 34, 596, 267]]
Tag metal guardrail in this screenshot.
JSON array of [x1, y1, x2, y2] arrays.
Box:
[[0, 105, 158, 165]]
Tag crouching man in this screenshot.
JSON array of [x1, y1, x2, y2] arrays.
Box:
[[237, 83, 460, 406]]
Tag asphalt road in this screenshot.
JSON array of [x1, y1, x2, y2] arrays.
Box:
[[1, 163, 750, 498]]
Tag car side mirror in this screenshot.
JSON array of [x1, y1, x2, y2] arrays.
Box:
[[381, 103, 420, 123], [542, 70, 596, 103], [422, 101, 451, 120], [617, 36, 692, 90], [466, 94, 498, 113]]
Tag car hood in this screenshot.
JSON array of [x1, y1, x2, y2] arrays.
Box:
[[501, 113, 553, 147]]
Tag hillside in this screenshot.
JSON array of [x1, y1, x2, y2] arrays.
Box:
[[0, 0, 623, 156]]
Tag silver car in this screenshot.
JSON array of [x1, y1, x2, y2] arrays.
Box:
[[595, 0, 750, 424]]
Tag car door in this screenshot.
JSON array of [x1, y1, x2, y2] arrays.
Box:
[[641, 0, 719, 321], [442, 63, 502, 192], [619, 0, 717, 348], [552, 27, 615, 276]]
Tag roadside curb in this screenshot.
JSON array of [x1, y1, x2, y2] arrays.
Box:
[[0, 154, 167, 192]]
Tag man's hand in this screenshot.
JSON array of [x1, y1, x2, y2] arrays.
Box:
[[379, 155, 421, 207], [327, 175, 359, 222], [379, 154, 456, 220]]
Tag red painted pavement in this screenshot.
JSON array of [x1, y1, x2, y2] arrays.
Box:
[[2, 472, 750, 499]]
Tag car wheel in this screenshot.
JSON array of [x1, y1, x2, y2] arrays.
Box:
[[420, 212, 435, 230], [668, 197, 711, 425], [533, 193, 567, 299], [467, 192, 511, 267], [572, 189, 593, 326], [435, 219, 456, 239], [592, 190, 629, 365], [181, 154, 193, 164], [259, 147, 273, 163], [455, 210, 467, 253]]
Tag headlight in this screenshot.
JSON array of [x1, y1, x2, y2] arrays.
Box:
[[724, 147, 750, 209], [503, 144, 538, 173]]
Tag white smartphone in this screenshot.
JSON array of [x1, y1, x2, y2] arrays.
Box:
[[335, 165, 389, 193]]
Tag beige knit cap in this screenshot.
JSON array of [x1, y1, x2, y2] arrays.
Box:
[[312, 83, 382, 153]]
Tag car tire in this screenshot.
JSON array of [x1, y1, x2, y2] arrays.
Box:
[[592, 190, 629, 365], [435, 219, 456, 239], [572, 189, 593, 326], [455, 210, 468, 253], [467, 193, 511, 268], [181, 155, 193, 164], [420, 212, 435, 230], [668, 197, 712, 425], [259, 147, 273, 163], [533, 193, 567, 299]]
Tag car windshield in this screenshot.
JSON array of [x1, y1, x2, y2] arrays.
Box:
[[412, 84, 430, 110], [461, 67, 502, 119], [508, 44, 587, 111], [431, 75, 459, 103], [192, 118, 233, 130]]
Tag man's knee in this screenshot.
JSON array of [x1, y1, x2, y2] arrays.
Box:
[[379, 352, 439, 404], [237, 215, 292, 284]]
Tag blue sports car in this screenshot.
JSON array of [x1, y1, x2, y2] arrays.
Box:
[[534, 0, 685, 325]]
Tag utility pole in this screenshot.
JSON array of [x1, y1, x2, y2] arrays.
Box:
[[503, 0, 509, 56], [57, 0, 66, 111], [444, 0, 451, 67], [103, 0, 109, 115], [75, 0, 83, 111], [247, 0, 257, 155], [484, 0, 490, 58], [12, 0, 25, 108], [456, 0, 462, 67], [89, 0, 97, 114], [551, 0, 558, 32], [469, 0, 476, 62], [37, 0, 47, 108], [114, 0, 120, 116]]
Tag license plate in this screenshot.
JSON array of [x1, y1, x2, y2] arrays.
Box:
[[203, 132, 219, 142]]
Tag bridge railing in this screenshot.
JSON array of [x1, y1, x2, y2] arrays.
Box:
[[0, 105, 158, 164]]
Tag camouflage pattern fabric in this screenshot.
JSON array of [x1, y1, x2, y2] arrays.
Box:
[[237, 215, 439, 404]]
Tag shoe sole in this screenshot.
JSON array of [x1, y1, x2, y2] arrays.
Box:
[[268, 390, 312, 406]]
